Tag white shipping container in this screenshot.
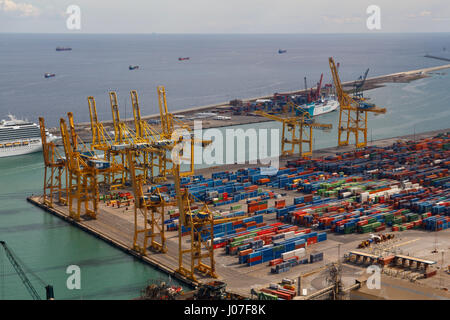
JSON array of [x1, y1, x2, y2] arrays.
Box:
[[360, 192, 369, 202], [342, 192, 352, 198], [269, 283, 280, 290], [282, 252, 295, 260], [294, 248, 306, 257]]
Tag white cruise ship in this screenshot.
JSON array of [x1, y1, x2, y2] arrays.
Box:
[[0, 115, 57, 158]]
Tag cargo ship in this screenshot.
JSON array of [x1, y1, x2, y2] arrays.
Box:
[[56, 47, 72, 51], [297, 95, 339, 117], [0, 115, 57, 158], [44, 73, 55, 78], [129, 65, 139, 70], [278, 49, 287, 54], [178, 57, 190, 61]]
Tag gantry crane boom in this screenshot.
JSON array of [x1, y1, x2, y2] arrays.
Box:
[[157, 85, 174, 140], [87, 95, 128, 188], [39, 117, 50, 167], [130, 90, 162, 141], [156, 86, 212, 177], [129, 90, 169, 182], [109, 91, 126, 144], [315, 73, 323, 100], [329, 57, 386, 148], [130, 90, 145, 140], [1, 241, 41, 300], [109, 91, 144, 146], [353, 68, 369, 99], [87, 96, 112, 151], [67, 112, 78, 151]]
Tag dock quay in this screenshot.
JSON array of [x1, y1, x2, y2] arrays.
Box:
[[29, 128, 450, 299]]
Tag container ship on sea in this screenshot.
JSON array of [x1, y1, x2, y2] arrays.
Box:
[[0, 115, 56, 158]]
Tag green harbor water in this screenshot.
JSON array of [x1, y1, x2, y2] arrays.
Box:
[[0, 152, 189, 300]]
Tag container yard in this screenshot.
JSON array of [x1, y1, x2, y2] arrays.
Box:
[[28, 126, 450, 299]]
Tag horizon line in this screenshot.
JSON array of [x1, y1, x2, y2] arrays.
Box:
[[1, 31, 450, 35]]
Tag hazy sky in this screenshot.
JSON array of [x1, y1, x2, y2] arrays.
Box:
[[0, 0, 449, 33]]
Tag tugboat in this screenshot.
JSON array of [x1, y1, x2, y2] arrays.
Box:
[[56, 47, 72, 51], [129, 65, 139, 70], [44, 73, 55, 78], [178, 57, 190, 61], [278, 49, 287, 54]]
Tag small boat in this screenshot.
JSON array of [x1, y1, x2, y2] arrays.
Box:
[[129, 65, 139, 70], [56, 47, 72, 51], [178, 57, 190, 61], [278, 49, 287, 54], [44, 73, 55, 78]]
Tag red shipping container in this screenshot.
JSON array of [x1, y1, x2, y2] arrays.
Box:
[[248, 255, 262, 263], [269, 258, 283, 266]]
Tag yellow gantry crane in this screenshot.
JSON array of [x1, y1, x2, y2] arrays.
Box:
[[60, 117, 99, 221], [130, 90, 170, 182], [60, 113, 122, 221], [255, 102, 332, 157], [87, 96, 127, 189], [329, 57, 386, 148], [109, 91, 136, 148], [126, 148, 167, 255], [157, 85, 211, 177], [110, 91, 155, 185], [39, 117, 67, 207], [157, 85, 174, 140], [67, 112, 78, 151], [173, 164, 217, 281]]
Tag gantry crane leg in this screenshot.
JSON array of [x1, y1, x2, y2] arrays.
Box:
[[173, 164, 217, 281], [39, 117, 67, 207], [329, 57, 386, 148], [127, 150, 167, 255]]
